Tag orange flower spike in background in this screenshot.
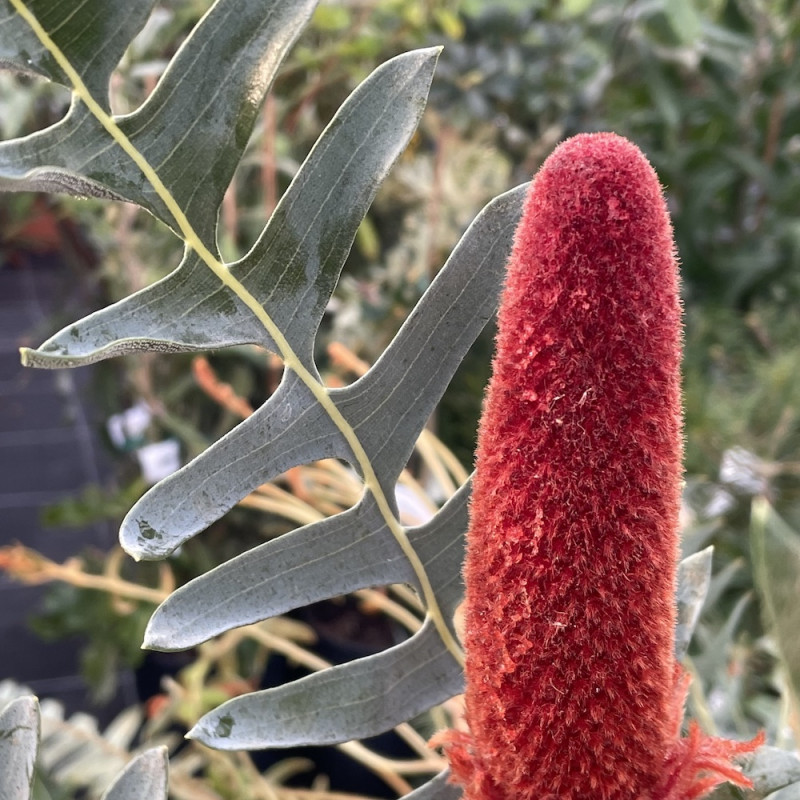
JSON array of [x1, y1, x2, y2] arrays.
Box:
[[437, 133, 762, 800]]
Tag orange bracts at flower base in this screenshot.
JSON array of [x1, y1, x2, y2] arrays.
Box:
[[434, 133, 763, 800]]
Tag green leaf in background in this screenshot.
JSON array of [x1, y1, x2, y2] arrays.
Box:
[[560, 0, 596, 18], [751, 498, 800, 732], [100, 748, 168, 800], [311, 3, 350, 32], [663, 0, 702, 45], [0, 696, 39, 800]]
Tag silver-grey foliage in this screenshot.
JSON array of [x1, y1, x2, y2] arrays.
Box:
[[403, 771, 462, 800], [0, 696, 38, 800], [0, 691, 168, 800], [675, 545, 714, 661], [99, 747, 169, 800]]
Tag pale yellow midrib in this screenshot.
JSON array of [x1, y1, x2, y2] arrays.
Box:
[[10, 0, 464, 667]]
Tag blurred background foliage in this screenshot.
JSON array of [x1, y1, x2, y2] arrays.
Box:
[[1, 0, 800, 796]]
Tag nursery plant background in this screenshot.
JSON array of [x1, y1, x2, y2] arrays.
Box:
[[0, 0, 799, 798]]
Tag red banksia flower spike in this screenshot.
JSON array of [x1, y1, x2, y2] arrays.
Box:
[[434, 133, 762, 800]]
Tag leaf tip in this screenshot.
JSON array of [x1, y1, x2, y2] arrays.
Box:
[[184, 721, 206, 743], [19, 340, 78, 369], [186, 709, 237, 747], [19, 347, 33, 367], [120, 514, 171, 562], [415, 45, 443, 73], [697, 543, 715, 560], [142, 613, 174, 652]]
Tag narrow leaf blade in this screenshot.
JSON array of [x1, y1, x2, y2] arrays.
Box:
[[116, 0, 318, 236], [22, 251, 254, 367], [100, 747, 169, 800], [21, 48, 441, 368], [751, 498, 800, 718], [741, 746, 800, 795], [188, 620, 462, 749], [120, 372, 348, 560], [143, 499, 413, 650], [675, 545, 713, 660], [402, 771, 462, 800], [0, 695, 40, 800]]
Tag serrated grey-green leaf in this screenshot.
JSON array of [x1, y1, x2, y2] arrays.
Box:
[[187, 620, 463, 750], [21, 48, 441, 372], [1, 0, 317, 237]]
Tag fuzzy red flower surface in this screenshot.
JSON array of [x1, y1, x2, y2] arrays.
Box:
[[436, 133, 761, 800]]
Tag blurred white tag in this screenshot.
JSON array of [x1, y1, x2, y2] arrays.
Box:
[[136, 439, 181, 484], [107, 402, 152, 450]]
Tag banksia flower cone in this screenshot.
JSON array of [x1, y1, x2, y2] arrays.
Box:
[[436, 133, 762, 800]]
